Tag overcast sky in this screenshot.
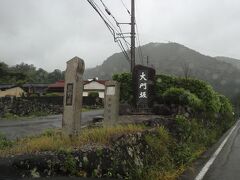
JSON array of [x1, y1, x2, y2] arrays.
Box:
[[0, 0, 240, 72]]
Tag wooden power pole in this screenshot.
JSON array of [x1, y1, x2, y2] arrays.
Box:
[[130, 0, 136, 72]]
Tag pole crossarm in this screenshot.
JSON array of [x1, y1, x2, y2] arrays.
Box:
[[86, 0, 136, 69]]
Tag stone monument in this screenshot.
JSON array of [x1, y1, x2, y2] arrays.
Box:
[[104, 81, 120, 127], [133, 65, 156, 113], [63, 56, 85, 136]]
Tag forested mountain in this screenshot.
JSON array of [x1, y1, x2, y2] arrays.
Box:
[[84, 42, 240, 100], [215, 56, 240, 70]]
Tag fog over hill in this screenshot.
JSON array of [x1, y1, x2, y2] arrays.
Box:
[[215, 56, 240, 70], [84, 42, 240, 100]]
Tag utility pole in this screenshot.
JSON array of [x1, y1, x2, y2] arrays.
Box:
[[130, 0, 135, 72]]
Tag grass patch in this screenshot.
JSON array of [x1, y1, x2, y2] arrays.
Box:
[[0, 125, 145, 157], [1, 112, 20, 120], [0, 111, 50, 120], [0, 133, 13, 149]]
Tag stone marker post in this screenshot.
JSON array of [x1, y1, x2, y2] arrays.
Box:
[[133, 65, 156, 113], [104, 81, 120, 127], [63, 56, 85, 136]]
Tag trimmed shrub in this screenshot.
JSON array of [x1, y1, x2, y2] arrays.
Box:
[[163, 87, 203, 111], [156, 74, 221, 113]]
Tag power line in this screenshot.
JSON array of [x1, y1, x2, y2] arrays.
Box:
[[136, 23, 144, 65], [97, 0, 130, 50], [134, 1, 144, 65], [119, 0, 131, 15], [90, 0, 119, 35], [87, 0, 131, 62], [99, 0, 131, 48], [87, 0, 115, 36]]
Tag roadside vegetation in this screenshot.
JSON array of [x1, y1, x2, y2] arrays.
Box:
[[1, 111, 50, 120], [0, 125, 145, 156], [0, 117, 232, 179], [113, 73, 235, 179], [0, 73, 236, 179]]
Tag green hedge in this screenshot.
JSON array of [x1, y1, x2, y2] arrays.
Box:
[[163, 87, 203, 111], [156, 74, 221, 113], [113, 73, 234, 122]]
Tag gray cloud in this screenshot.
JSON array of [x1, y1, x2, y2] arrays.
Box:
[[0, 0, 240, 71]]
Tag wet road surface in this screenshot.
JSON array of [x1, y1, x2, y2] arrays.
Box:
[[0, 110, 103, 139], [197, 120, 240, 180]]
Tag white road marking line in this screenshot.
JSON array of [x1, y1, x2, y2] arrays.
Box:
[[195, 121, 239, 180]]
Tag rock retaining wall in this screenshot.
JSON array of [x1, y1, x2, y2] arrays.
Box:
[[0, 97, 63, 117], [0, 131, 155, 178]]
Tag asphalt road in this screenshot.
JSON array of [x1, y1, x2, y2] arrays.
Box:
[[196, 120, 240, 180], [0, 110, 103, 140]]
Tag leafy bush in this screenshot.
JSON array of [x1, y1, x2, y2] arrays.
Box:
[[218, 94, 235, 131], [114, 73, 232, 117], [141, 127, 174, 179], [113, 73, 133, 103], [64, 153, 77, 175], [88, 92, 99, 98], [0, 133, 12, 149], [218, 94, 233, 114], [163, 87, 203, 111], [156, 74, 221, 113], [174, 115, 208, 143]]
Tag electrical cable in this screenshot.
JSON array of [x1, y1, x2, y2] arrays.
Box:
[[87, 0, 131, 63], [98, 0, 131, 60], [120, 0, 131, 15], [99, 0, 131, 47], [136, 22, 144, 65]]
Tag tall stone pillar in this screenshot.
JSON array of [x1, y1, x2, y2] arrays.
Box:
[[63, 56, 85, 136], [104, 81, 120, 127]]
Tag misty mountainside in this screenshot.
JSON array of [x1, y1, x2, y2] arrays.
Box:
[[215, 56, 240, 70], [84, 42, 240, 100]]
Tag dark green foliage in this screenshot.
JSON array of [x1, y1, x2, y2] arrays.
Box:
[[163, 87, 203, 111], [218, 95, 235, 131], [112, 73, 133, 103], [114, 73, 233, 123], [132, 127, 174, 179], [218, 94, 233, 114], [174, 115, 208, 144], [48, 69, 64, 83], [172, 143, 192, 165], [0, 62, 64, 84], [64, 153, 77, 175], [156, 74, 221, 113], [88, 92, 99, 98], [0, 62, 27, 84], [0, 133, 12, 149], [169, 114, 230, 168]]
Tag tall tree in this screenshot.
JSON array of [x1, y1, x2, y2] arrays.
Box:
[[48, 69, 64, 83]]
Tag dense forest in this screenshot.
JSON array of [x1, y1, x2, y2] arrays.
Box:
[[0, 62, 64, 84]]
